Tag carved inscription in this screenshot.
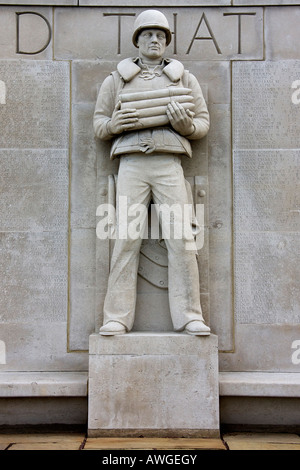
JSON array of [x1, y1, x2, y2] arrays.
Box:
[[0, 231, 68, 323], [103, 12, 136, 55], [233, 61, 300, 327], [0, 149, 69, 232], [53, 7, 263, 61], [234, 152, 300, 326], [9, 10, 257, 55], [0, 61, 69, 149], [234, 232, 300, 324], [234, 150, 300, 233], [103, 9, 260, 57], [12, 10, 257, 56], [16, 11, 52, 55], [233, 61, 300, 149]]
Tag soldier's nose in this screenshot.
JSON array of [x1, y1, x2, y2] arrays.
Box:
[[151, 34, 159, 43]]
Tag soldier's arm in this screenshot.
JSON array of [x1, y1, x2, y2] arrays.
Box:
[[186, 73, 210, 140], [94, 75, 139, 140], [93, 75, 116, 141]]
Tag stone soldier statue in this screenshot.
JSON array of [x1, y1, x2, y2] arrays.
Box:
[[94, 10, 211, 336]]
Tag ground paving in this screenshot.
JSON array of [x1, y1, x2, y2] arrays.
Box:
[[0, 432, 300, 450]]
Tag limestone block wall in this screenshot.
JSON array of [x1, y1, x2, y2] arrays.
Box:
[[221, 7, 300, 373], [0, 0, 299, 426]]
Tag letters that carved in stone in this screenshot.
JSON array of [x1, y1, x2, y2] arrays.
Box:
[[16, 12, 52, 55], [15, 9, 258, 57]]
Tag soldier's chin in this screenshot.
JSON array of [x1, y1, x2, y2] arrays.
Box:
[[148, 47, 161, 54]]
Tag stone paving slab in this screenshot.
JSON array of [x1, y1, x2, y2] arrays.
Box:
[[8, 441, 83, 450], [0, 443, 9, 450], [84, 437, 226, 450], [223, 433, 300, 451], [0, 433, 85, 450], [1, 433, 300, 450]]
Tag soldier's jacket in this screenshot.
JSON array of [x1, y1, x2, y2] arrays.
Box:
[[93, 57, 210, 159]]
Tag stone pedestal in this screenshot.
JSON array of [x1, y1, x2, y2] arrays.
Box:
[[88, 332, 219, 437]]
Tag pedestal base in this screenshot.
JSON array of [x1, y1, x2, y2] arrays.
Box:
[[88, 332, 219, 438]]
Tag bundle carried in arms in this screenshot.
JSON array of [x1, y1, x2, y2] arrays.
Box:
[[119, 87, 195, 129]]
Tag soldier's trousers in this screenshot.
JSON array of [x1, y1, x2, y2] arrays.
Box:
[[102, 154, 205, 331]]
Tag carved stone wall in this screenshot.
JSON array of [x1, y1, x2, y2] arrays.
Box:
[[0, 2, 299, 380]]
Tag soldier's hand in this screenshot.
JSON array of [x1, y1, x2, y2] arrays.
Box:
[[108, 101, 139, 135], [166, 102, 195, 136]]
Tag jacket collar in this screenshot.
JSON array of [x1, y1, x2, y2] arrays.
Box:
[[117, 57, 184, 83]]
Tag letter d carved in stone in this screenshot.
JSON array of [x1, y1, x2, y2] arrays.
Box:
[[16, 12, 52, 55]]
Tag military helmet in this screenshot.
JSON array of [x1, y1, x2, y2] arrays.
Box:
[[132, 10, 172, 47]]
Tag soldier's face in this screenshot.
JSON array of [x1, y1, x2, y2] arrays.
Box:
[[137, 29, 167, 61]]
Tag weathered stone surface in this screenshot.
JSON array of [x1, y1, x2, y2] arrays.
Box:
[[233, 146, 300, 331], [234, 232, 300, 325], [69, 229, 96, 351], [0, 60, 69, 148], [54, 7, 263, 61], [133, 285, 179, 332], [219, 324, 300, 372], [0, 399, 87, 426], [0, 7, 53, 59], [234, 150, 300, 232], [230, 56, 300, 373], [88, 333, 219, 436], [89, 331, 215, 355], [233, 61, 300, 149], [208, 104, 233, 351], [209, 225, 233, 349], [94, 175, 111, 333], [221, 397, 300, 428], [265, 7, 300, 59], [0, 149, 68, 232], [72, 60, 116, 104], [0, 372, 87, 397], [0, 231, 68, 323], [220, 372, 300, 397], [186, 61, 230, 105], [71, 104, 97, 229], [0, 322, 88, 371]]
